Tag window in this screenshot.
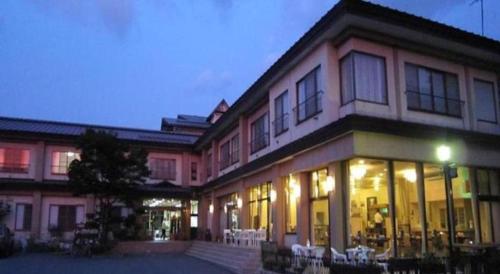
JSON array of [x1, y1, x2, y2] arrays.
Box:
[[475, 169, 498, 243], [274, 91, 289, 136], [149, 158, 176, 180], [341, 52, 387, 105], [191, 200, 199, 228], [249, 182, 271, 236], [49, 205, 85, 231], [405, 64, 461, 117], [15, 204, 32, 231], [231, 134, 239, 164], [191, 162, 197, 181], [348, 159, 391, 253], [296, 67, 322, 123], [285, 175, 298, 233], [310, 169, 329, 246], [51, 151, 79, 175], [219, 141, 231, 170], [474, 80, 497, 123], [250, 113, 269, 153], [0, 148, 30, 173], [207, 153, 212, 178]]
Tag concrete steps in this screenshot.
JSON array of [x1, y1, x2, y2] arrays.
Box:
[[185, 241, 261, 274]]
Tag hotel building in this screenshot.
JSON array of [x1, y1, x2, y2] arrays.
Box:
[[1, 0, 499, 258]]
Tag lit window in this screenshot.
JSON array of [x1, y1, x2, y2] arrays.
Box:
[[0, 148, 30, 173], [51, 151, 79, 175]]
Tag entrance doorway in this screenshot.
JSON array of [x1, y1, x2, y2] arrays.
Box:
[[143, 199, 183, 241]]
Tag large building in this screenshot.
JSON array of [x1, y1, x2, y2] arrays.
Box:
[[1, 0, 499, 258]]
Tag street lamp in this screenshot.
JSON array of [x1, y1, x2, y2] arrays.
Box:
[[436, 144, 457, 256]]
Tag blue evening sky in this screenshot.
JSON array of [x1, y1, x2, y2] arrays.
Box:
[[0, 0, 498, 130]]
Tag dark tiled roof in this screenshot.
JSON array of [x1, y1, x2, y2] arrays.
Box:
[[0, 116, 199, 145], [162, 114, 211, 129]]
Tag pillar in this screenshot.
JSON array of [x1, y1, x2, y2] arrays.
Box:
[[181, 199, 190, 240], [297, 172, 309, 245], [181, 152, 190, 187], [34, 141, 45, 182], [31, 191, 42, 239], [211, 191, 220, 242], [272, 172, 285, 245], [416, 162, 428, 253], [239, 181, 249, 229], [329, 161, 346, 251]]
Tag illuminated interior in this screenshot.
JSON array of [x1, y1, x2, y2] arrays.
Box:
[[310, 169, 329, 246]]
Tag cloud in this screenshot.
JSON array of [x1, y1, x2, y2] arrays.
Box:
[[189, 68, 233, 94], [26, 0, 135, 39]]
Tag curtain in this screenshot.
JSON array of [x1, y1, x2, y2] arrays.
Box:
[[15, 204, 25, 230], [354, 53, 387, 103], [474, 80, 496, 122], [341, 55, 355, 104]]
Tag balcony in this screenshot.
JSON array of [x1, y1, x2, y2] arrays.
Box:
[[294, 91, 323, 124], [406, 90, 464, 118], [250, 132, 269, 154], [273, 113, 289, 137], [0, 163, 29, 174], [150, 168, 176, 181]]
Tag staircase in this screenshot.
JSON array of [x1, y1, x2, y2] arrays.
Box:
[[185, 241, 261, 274]]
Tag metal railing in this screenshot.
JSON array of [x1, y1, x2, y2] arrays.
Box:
[[293, 91, 323, 123], [406, 90, 464, 117], [0, 163, 29, 173], [250, 132, 270, 154], [272, 113, 289, 136]]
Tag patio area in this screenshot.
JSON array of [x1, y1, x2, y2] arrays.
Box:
[[0, 253, 233, 274]]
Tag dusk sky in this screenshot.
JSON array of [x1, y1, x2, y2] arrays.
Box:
[[1, 0, 499, 130]]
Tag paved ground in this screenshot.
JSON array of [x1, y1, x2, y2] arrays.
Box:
[[0, 253, 232, 274]]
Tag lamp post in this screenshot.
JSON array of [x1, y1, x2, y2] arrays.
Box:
[[436, 145, 457, 257]]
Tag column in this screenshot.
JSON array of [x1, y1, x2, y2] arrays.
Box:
[[239, 180, 249, 229], [469, 168, 481, 243], [211, 191, 220, 242], [329, 161, 346, 251], [34, 141, 45, 182], [181, 152, 190, 187], [272, 173, 285, 245], [31, 191, 42, 239], [387, 161, 397, 257], [297, 172, 309, 245], [416, 162, 428, 253], [198, 195, 208, 235], [181, 199, 191, 240]]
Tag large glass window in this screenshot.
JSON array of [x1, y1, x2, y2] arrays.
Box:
[[250, 113, 269, 153], [310, 169, 329, 246], [49, 205, 85, 232], [394, 162, 422, 257], [348, 159, 391, 253], [249, 182, 271, 236], [220, 193, 240, 230], [15, 204, 32, 231], [451, 167, 475, 244], [285, 175, 299, 233], [274, 90, 289, 136], [474, 80, 497, 123], [51, 151, 79, 175], [423, 164, 449, 255], [476, 169, 499, 243], [341, 52, 387, 105], [0, 148, 30, 173], [296, 67, 322, 123], [405, 64, 461, 117], [190, 200, 199, 228]]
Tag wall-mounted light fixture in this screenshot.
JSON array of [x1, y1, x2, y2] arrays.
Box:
[[270, 189, 277, 202], [209, 204, 214, 214]]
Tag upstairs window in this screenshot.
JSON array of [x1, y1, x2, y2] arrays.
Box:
[[191, 162, 197, 181], [296, 67, 322, 123], [274, 90, 289, 136], [0, 148, 30, 173], [149, 158, 176, 180], [341, 51, 387, 105], [474, 79, 497, 123], [207, 153, 212, 178], [219, 141, 231, 170], [250, 113, 269, 154], [51, 151, 79, 175], [230, 134, 239, 164], [405, 63, 462, 117]]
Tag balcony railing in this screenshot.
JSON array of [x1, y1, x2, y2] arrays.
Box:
[[406, 90, 464, 117], [272, 113, 289, 136], [293, 91, 323, 123], [0, 163, 29, 174], [219, 151, 240, 170], [231, 149, 239, 164], [250, 132, 269, 154], [150, 168, 176, 181]]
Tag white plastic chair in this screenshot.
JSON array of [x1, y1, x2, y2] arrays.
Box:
[[256, 229, 266, 246], [240, 230, 250, 247], [247, 229, 256, 247], [311, 247, 325, 274], [375, 247, 390, 273], [291, 244, 307, 268], [330, 247, 348, 264], [233, 229, 241, 246]]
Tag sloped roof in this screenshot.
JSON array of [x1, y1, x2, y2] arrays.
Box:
[[0, 116, 199, 145], [161, 114, 211, 129]]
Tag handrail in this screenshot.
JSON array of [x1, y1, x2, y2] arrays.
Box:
[[405, 90, 463, 117], [293, 90, 323, 122], [272, 113, 289, 135]]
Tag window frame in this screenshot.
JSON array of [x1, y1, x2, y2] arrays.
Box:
[[250, 113, 270, 154], [340, 50, 389, 106], [295, 66, 323, 124], [149, 157, 176, 180], [51, 151, 79, 175], [404, 63, 463, 118], [230, 134, 240, 164], [14, 203, 32, 231], [219, 141, 231, 170], [0, 147, 30, 174], [273, 90, 289, 137], [474, 78, 498, 124]]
